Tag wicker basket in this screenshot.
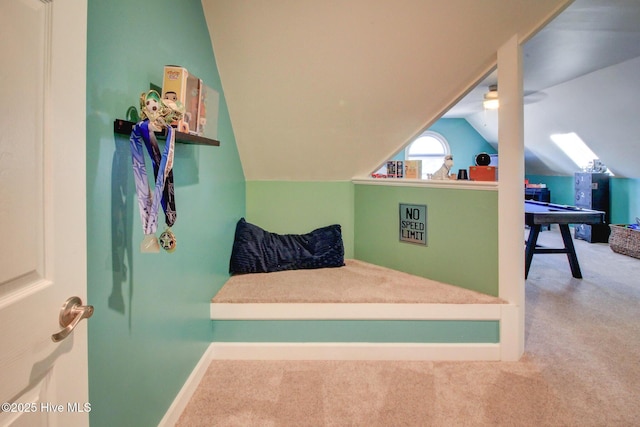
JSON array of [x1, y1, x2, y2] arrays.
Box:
[[609, 224, 640, 259]]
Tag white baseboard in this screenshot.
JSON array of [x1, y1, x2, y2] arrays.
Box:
[[209, 341, 502, 361], [210, 302, 505, 320], [158, 345, 216, 427], [500, 303, 524, 361]]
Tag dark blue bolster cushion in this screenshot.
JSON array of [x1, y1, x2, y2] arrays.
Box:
[[229, 218, 345, 274]]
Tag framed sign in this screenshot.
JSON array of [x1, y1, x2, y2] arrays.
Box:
[[399, 203, 427, 245]]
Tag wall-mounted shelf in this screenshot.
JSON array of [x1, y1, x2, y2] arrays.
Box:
[[113, 119, 220, 147]]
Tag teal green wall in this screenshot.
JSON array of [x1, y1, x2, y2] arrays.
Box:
[[354, 184, 499, 296], [430, 118, 497, 172], [212, 320, 499, 343], [86, 1, 245, 426], [526, 174, 640, 224], [364, 118, 499, 296], [611, 178, 640, 223], [389, 118, 497, 172], [525, 175, 575, 205], [246, 181, 355, 258]]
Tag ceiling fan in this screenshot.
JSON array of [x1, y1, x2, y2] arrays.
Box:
[[482, 84, 547, 110], [444, 81, 547, 118], [483, 85, 500, 109]]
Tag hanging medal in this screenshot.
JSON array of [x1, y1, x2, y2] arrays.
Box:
[[159, 228, 177, 253], [129, 90, 183, 253], [145, 123, 178, 253]]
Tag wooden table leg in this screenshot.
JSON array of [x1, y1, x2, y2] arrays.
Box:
[[559, 224, 582, 278], [525, 225, 541, 279]]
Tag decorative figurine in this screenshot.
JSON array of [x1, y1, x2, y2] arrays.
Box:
[[140, 90, 184, 131], [432, 154, 454, 180]]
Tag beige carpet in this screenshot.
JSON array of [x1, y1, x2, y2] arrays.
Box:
[[179, 227, 640, 426], [212, 259, 503, 304]]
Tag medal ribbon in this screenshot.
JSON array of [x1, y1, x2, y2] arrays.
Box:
[[129, 120, 175, 236], [141, 124, 177, 227]]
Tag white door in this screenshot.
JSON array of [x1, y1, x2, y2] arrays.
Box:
[[0, 0, 89, 426]]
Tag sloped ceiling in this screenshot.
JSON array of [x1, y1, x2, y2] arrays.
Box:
[[202, 0, 569, 180], [466, 56, 640, 178], [448, 0, 640, 178]]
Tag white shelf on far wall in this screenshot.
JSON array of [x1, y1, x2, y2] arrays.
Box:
[[351, 177, 498, 191]]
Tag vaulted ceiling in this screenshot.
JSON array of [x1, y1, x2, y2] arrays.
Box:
[[448, 0, 640, 178], [202, 0, 570, 180]]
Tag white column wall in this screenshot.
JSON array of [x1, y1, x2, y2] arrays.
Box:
[[497, 35, 525, 360]]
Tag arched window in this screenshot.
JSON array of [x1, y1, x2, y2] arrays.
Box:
[[405, 131, 450, 179]]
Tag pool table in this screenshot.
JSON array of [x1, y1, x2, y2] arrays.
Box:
[[525, 200, 606, 279]]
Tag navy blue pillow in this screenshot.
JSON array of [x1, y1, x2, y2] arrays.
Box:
[[229, 218, 345, 274]]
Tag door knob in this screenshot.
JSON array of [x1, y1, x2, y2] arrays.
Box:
[[51, 296, 94, 342]]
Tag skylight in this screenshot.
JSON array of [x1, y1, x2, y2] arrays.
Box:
[[550, 132, 612, 175]]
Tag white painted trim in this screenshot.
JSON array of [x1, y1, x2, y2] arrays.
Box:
[[158, 345, 216, 427], [210, 302, 506, 320], [499, 304, 523, 362], [210, 342, 502, 361], [351, 177, 498, 191], [497, 35, 525, 359]]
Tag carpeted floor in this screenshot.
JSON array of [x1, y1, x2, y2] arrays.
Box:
[[178, 227, 640, 426]]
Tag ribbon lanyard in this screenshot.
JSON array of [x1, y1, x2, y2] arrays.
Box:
[[142, 124, 177, 228], [130, 120, 176, 252]]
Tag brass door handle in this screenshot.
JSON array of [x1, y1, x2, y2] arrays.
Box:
[[51, 296, 94, 342]]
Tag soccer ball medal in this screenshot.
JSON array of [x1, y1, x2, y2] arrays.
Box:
[[159, 228, 177, 253]]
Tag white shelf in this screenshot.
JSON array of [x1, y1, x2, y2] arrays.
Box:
[[351, 177, 498, 191]]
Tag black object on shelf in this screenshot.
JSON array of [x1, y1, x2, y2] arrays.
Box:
[[113, 119, 220, 147], [574, 172, 610, 243], [475, 152, 491, 166]]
